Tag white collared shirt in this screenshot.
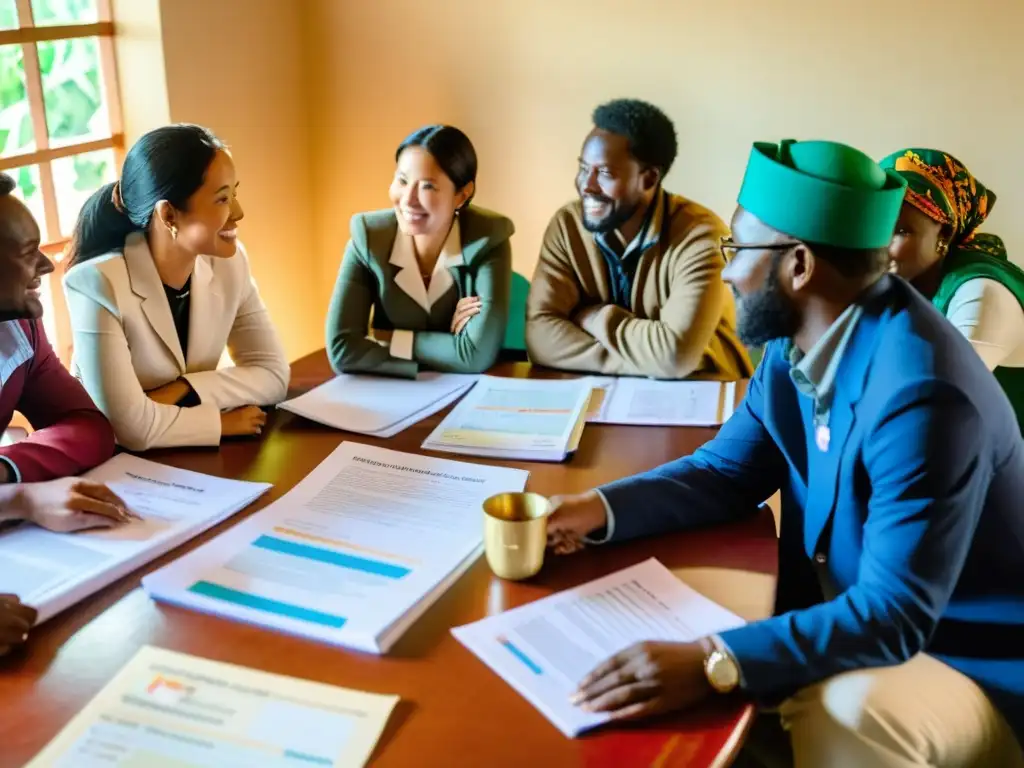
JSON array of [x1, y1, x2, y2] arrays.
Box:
[[386, 218, 465, 360]]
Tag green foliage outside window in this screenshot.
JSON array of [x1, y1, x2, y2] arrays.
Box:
[[0, 0, 108, 202]]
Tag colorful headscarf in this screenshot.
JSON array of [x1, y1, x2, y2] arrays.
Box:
[[879, 148, 1007, 259]]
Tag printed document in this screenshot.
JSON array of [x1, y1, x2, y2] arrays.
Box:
[[278, 372, 477, 437], [587, 377, 737, 426], [144, 443, 529, 653], [452, 558, 745, 737], [25, 645, 397, 768], [0, 454, 270, 623], [421, 376, 591, 462]]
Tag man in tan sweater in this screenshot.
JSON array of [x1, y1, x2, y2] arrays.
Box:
[[526, 99, 752, 379]]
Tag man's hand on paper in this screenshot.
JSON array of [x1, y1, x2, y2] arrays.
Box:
[[221, 405, 267, 438], [0, 593, 35, 657], [546, 491, 606, 555], [11, 478, 133, 533], [569, 641, 711, 721]]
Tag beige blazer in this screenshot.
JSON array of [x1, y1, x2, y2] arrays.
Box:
[[63, 232, 290, 451]]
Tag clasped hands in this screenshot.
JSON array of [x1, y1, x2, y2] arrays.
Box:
[[146, 379, 265, 438], [373, 295, 483, 348], [547, 491, 716, 722]]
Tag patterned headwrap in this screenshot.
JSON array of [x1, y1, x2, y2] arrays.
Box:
[[879, 148, 1007, 259]]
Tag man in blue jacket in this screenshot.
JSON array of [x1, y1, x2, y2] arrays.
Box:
[[548, 139, 1024, 766]]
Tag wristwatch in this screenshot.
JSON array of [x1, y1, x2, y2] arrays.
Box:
[[702, 637, 741, 694]]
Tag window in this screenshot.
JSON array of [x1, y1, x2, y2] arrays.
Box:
[[0, 0, 123, 361]]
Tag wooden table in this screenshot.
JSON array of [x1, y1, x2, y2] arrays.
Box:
[[0, 353, 778, 768]]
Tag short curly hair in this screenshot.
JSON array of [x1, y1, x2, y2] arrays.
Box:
[[0, 173, 15, 196], [592, 99, 678, 177]]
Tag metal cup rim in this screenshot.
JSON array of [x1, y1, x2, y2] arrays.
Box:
[[482, 491, 552, 522]]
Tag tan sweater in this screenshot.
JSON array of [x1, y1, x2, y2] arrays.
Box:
[[526, 192, 752, 379]]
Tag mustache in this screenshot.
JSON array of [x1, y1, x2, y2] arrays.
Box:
[[582, 194, 613, 205]]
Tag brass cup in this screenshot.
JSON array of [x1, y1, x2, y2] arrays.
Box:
[[482, 492, 552, 581]]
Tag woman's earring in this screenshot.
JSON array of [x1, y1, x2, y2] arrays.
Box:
[[169, 225, 178, 241], [937, 241, 949, 256]]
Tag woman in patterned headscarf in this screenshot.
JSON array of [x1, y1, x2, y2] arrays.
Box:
[[880, 148, 1024, 430]]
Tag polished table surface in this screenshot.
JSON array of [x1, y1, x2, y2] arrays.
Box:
[[0, 353, 777, 768]]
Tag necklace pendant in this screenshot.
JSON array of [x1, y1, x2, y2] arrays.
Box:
[[815, 424, 831, 452]]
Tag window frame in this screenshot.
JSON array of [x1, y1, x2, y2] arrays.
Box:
[[0, 0, 125, 364], [0, 0, 124, 245]]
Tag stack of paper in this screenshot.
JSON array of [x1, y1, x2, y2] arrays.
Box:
[[26, 646, 397, 768], [421, 376, 592, 462], [144, 443, 529, 654], [278, 372, 478, 437], [0, 454, 271, 624], [587, 377, 738, 426], [453, 558, 745, 737]]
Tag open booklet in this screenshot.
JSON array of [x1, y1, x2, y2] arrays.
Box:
[[0, 454, 271, 624], [143, 443, 529, 654], [278, 372, 478, 437], [421, 376, 592, 462], [587, 377, 739, 426], [25, 646, 398, 768], [453, 558, 746, 738]]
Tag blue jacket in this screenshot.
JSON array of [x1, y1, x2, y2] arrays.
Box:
[[600, 276, 1024, 742]]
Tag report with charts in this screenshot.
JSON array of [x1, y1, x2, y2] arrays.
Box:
[[25, 645, 398, 768], [0, 454, 270, 624], [278, 371, 477, 437], [143, 442, 529, 654], [452, 559, 746, 737], [421, 376, 592, 462], [587, 377, 739, 426]]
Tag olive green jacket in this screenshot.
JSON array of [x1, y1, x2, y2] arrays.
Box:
[[326, 206, 514, 378]]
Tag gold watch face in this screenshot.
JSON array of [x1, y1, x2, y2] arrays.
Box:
[[706, 650, 739, 692]]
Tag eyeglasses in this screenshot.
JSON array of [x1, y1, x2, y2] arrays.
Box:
[[719, 237, 802, 263]]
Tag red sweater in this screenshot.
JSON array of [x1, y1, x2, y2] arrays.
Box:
[[0, 319, 115, 482]]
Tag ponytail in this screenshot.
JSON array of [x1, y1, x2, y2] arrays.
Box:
[[66, 124, 225, 266], [67, 182, 142, 265]]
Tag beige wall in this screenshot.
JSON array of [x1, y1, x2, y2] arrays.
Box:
[[113, 0, 319, 361], [116, 0, 1023, 358], [306, 0, 1024, 312]]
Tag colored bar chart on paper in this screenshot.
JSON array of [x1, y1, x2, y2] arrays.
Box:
[[24, 646, 398, 767], [143, 442, 529, 653]]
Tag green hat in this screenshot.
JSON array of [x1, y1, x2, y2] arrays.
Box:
[[737, 139, 908, 249]]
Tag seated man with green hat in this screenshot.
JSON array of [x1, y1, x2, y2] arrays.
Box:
[[544, 139, 1024, 766]]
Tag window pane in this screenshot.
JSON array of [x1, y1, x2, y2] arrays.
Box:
[[31, 0, 98, 26], [0, 0, 18, 30], [0, 44, 37, 156], [8, 163, 49, 241], [52, 146, 114, 237], [40, 37, 109, 147]]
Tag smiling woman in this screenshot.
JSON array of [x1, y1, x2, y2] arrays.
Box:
[[59, 124, 290, 453], [325, 123, 515, 378]]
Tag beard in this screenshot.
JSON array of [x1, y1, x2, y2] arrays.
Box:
[[735, 266, 801, 348], [581, 195, 642, 234]]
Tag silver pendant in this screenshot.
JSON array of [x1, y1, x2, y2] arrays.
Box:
[[815, 424, 831, 452]]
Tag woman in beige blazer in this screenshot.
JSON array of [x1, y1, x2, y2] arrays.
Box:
[[63, 124, 289, 452]]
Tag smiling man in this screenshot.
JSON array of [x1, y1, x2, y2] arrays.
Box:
[[546, 141, 1024, 766], [525, 99, 751, 379], [0, 171, 128, 658], [0, 173, 115, 484]]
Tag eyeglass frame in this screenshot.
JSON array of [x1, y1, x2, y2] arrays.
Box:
[[719, 237, 803, 263]]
